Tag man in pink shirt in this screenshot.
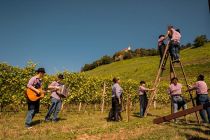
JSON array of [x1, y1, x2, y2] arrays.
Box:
[[45, 74, 64, 122], [25, 68, 46, 128], [165, 25, 181, 63], [187, 74, 210, 124], [168, 77, 187, 114]]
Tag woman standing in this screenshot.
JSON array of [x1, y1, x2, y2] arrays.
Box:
[[110, 77, 123, 121]]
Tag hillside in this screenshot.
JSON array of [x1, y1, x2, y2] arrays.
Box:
[[86, 43, 210, 83]]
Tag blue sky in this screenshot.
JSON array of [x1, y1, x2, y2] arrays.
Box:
[[0, 0, 210, 74]]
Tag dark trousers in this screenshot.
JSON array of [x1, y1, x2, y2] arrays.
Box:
[[158, 44, 166, 66], [25, 100, 40, 126], [111, 97, 122, 121], [196, 94, 210, 123], [139, 94, 148, 117]]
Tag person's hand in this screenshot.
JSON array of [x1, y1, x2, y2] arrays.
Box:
[[55, 86, 60, 90], [187, 84, 192, 88], [36, 89, 41, 95]]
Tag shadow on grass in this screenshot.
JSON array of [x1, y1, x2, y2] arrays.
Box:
[[185, 133, 209, 140], [31, 120, 42, 126], [166, 121, 210, 139], [131, 112, 161, 118]]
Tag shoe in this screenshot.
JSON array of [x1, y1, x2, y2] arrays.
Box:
[[45, 118, 51, 122], [172, 59, 180, 63], [26, 125, 33, 129], [52, 118, 59, 122]]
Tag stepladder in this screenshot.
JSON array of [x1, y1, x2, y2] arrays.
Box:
[[144, 42, 200, 123]]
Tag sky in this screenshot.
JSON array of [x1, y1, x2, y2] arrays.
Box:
[[0, 0, 210, 74]]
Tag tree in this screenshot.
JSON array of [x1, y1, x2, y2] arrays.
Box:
[[193, 35, 208, 48], [100, 55, 113, 65], [134, 48, 141, 57]]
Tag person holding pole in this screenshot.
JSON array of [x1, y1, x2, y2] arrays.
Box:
[[168, 77, 187, 113], [138, 81, 154, 117], [187, 74, 210, 124]]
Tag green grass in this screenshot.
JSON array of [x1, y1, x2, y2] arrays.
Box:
[[85, 43, 210, 82], [0, 104, 210, 140]]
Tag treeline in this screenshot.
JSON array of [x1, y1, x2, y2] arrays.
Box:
[[81, 48, 159, 72], [82, 35, 209, 72]]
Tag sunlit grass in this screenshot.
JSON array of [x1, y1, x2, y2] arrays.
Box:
[[0, 104, 209, 140]]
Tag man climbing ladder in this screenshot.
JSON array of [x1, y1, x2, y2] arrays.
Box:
[[144, 25, 200, 123], [165, 25, 181, 63]]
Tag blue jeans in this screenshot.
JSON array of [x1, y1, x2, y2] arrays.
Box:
[[172, 96, 187, 113], [169, 41, 180, 60], [139, 94, 148, 117], [45, 97, 62, 121], [25, 100, 40, 127], [196, 94, 210, 123]]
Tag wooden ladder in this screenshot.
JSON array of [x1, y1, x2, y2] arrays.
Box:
[[144, 43, 200, 123]]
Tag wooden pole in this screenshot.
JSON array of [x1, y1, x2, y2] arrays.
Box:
[[101, 82, 106, 113], [179, 61, 200, 123], [78, 102, 82, 112], [144, 44, 169, 117], [126, 95, 131, 122], [169, 57, 176, 114], [154, 102, 210, 124]]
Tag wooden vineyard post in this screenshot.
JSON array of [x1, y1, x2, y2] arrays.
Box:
[[126, 94, 131, 122], [101, 82, 106, 113], [78, 102, 82, 112]]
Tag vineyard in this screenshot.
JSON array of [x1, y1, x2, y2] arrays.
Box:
[[1, 43, 210, 113], [0, 62, 197, 112]]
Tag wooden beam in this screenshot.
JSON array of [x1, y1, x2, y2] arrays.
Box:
[[154, 102, 210, 124]]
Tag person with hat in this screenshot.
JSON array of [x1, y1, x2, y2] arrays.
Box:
[[187, 74, 210, 124], [25, 68, 46, 128], [45, 74, 65, 122]]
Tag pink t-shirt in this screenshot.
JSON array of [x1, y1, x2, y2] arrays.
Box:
[[27, 76, 42, 89], [168, 83, 182, 96], [171, 28, 181, 42], [193, 81, 208, 94], [139, 86, 146, 95], [49, 81, 62, 100]]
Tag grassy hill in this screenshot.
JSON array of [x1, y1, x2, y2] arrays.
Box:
[[86, 43, 210, 83]]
